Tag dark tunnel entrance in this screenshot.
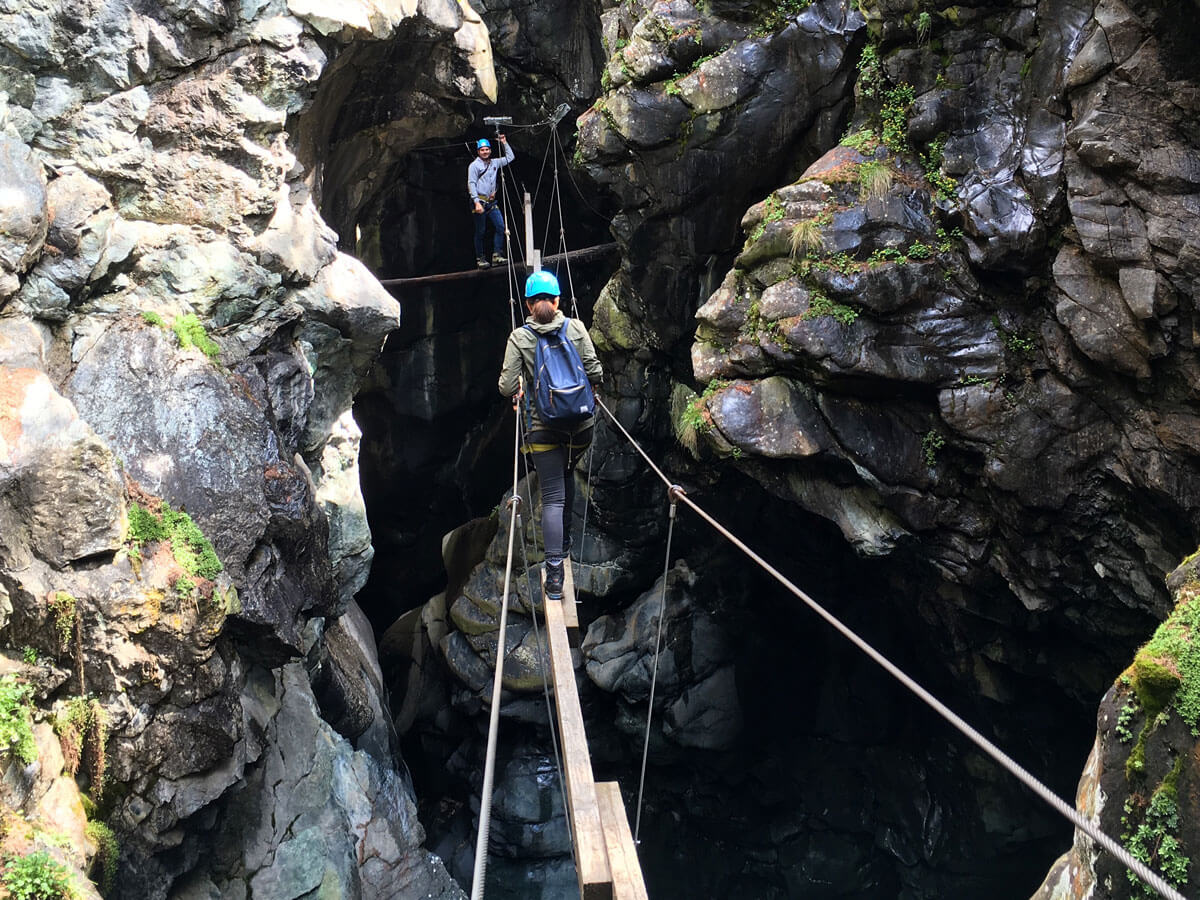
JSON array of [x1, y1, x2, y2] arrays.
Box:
[[348, 129, 617, 631]]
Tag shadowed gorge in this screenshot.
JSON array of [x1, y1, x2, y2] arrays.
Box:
[[2, 1, 1200, 899]]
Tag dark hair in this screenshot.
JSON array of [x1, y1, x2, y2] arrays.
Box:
[[528, 296, 557, 324]]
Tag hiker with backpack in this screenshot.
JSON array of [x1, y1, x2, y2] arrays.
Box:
[[498, 270, 603, 600], [468, 135, 514, 269]]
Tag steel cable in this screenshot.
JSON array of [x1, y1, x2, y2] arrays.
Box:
[[592, 398, 1186, 900], [469, 392, 525, 900], [633, 497, 677, 844]]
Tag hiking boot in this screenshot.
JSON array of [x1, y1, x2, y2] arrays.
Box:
[[475, 258, 489, 269], [544, 559, 564, 600], [492, 252, 507, 265]]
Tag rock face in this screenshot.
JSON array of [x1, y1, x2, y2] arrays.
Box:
[[1032, 551, 1200, 900], [0, 0, 492, 896]]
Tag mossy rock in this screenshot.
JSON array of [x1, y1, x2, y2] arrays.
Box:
[[1131, 653, 1181, 717]]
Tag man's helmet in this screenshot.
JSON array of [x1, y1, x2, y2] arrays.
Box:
[[524, 271, 561, 299], [477, 138, 491, 149]]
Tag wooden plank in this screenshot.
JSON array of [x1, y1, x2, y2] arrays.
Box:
[[596, 782, 649, 900], [378, 242, 617, 287], [544, 595, 613, 900], [563, 560, 580, 647]]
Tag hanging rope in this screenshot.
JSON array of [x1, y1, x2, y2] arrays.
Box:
[[633, 491, 678, 843], [514, 507, 577, 863], [470, 386, 525, 900], [591, 397, 1187, 900]]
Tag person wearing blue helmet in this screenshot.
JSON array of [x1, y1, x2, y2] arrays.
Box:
[[467, 134, 514, 268], [498, 270, 603, 599]]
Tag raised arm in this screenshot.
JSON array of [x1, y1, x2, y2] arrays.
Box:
[[497, 134, 515, 166]]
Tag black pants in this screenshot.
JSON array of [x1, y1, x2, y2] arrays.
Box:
[[527, 425, 593, 560]]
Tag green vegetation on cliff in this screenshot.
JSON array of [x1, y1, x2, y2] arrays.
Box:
[[0, 676, 37, 765], [2, 850, 78, 900], [127, 502, 222, 581]]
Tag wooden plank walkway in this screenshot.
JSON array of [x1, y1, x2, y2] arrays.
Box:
[[543, 560, 649, 900], [378, 243, 617, 288]]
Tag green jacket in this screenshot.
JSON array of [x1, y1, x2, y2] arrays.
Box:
[[498, 310, 603, 431]]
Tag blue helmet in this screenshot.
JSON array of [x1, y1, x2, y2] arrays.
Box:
[[524, 271, 561, 299], [477, 138, 491, 149]]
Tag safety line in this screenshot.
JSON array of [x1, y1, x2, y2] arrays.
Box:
[[633, 497, 677, 844], [591, 398, 1186, 900], [515, 508, 577, 862], [470, 396, 524, 900], [552, 131, 581, 319]]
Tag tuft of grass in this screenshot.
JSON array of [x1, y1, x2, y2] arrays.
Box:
[[858, 160, 893, 201], [789, 218, 825, 258]]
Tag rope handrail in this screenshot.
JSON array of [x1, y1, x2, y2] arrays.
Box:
[[591, 397, 1186, 900], [470, 385, 524, 900]]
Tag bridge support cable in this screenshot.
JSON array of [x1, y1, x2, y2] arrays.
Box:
[[470, 390, 526, 900], [592, 398, 1187, 900], [514, 507, 577, 862], [633, 495, 677, 844]]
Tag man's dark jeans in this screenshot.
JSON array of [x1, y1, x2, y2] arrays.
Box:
[[473, 202, 504, 259]]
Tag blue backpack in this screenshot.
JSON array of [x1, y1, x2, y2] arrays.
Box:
[[524, 320, 595, 424]]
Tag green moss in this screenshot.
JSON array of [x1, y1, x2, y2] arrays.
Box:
[[171, 314, 220, 361], [0, 675, 37, 765], [750, 194, 786, 242], [85, 821, 118, 896], [801, 290, 858, 325], [1133, 587, 1200, 733], [1131, 655, 1181, 718], [126, 505, 168, 544], [125, 503, 222, 581], [839, 128, 880, 154], [140, 311, 165, 327], [48, 593, 76, 648]]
